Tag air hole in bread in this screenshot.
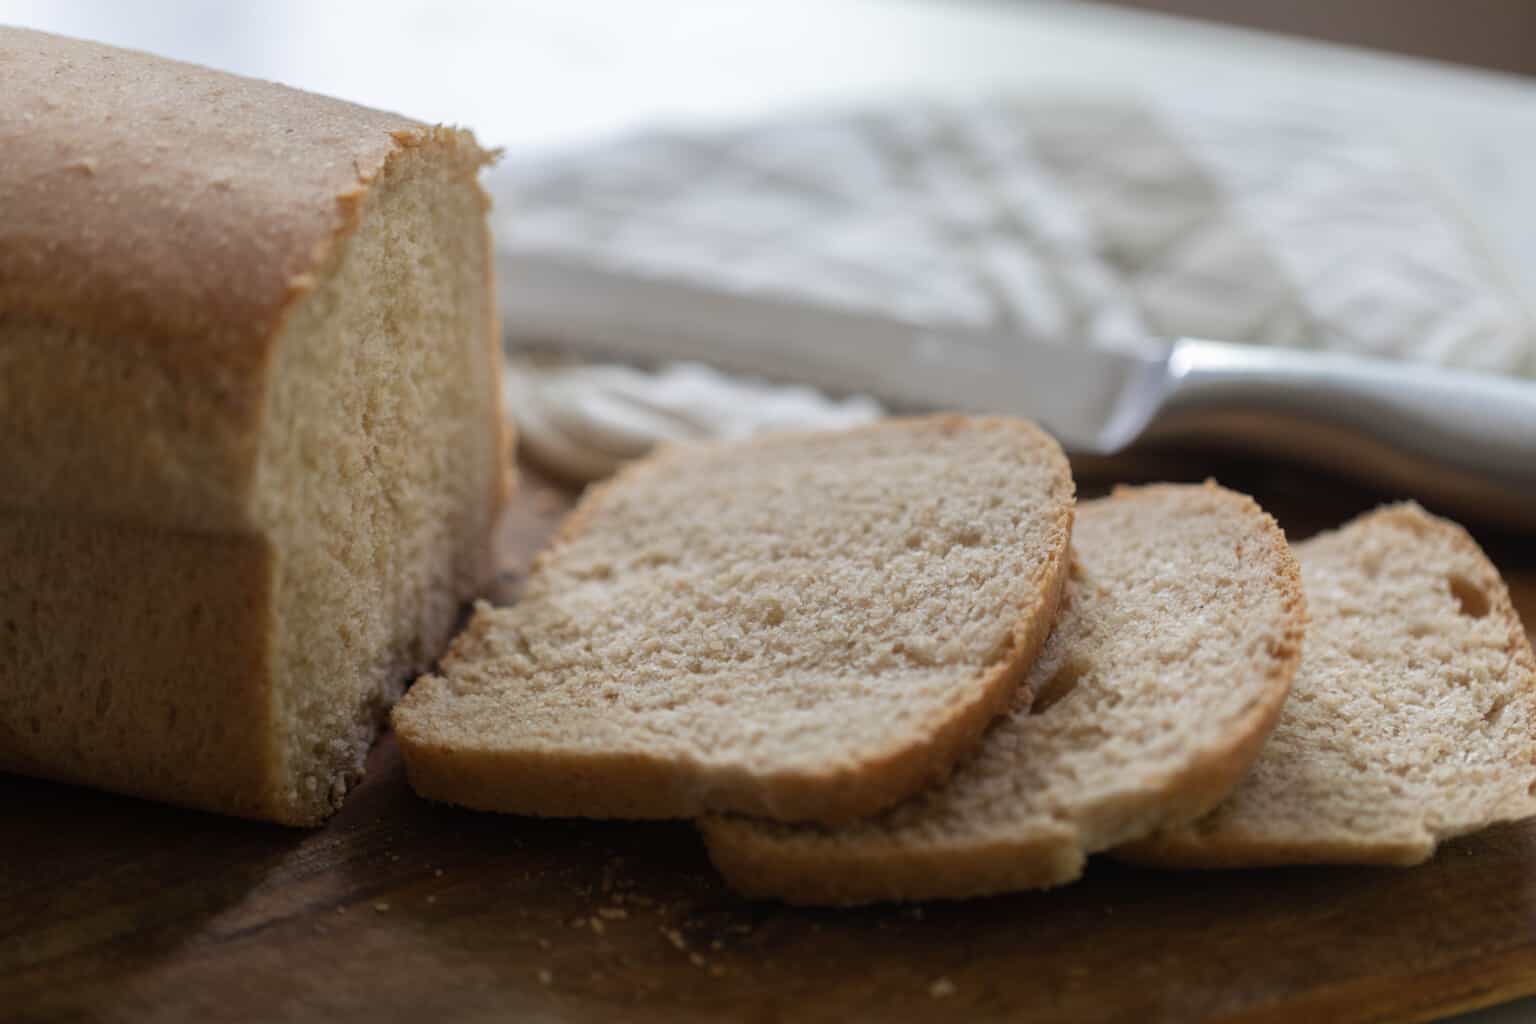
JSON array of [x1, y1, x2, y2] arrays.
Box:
[[954, 527, 983, 548], [1448, 574, 1491, 618], [1031, 657, 1086, 715], [1484, 694, 1509, 725]]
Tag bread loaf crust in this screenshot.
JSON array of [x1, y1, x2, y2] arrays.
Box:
[[0, 512, 276, 816], [0, 27, 500, 533], [0, 28, 508, 823]]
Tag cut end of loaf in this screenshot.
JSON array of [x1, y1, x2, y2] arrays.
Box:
[[254, 138, 504, 825]]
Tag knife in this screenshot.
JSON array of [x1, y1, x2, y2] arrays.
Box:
[[497, 254, 1536, 530]]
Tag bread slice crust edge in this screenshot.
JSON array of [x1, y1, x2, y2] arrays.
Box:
[[697, 483, 1307, 904]]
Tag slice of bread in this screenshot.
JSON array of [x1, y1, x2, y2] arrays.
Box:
[[393, 416, 1074, 823], [699, 483, 1306, 904], [1123, 503, 1536, 867]]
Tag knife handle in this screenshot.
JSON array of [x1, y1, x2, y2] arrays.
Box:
[[1151, 338, 1536, 529]]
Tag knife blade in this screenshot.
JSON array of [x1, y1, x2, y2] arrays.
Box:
[[498, 253, 1536, 529]]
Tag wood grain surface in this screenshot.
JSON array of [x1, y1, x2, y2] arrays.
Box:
[[4, 454, 1535, 1024]]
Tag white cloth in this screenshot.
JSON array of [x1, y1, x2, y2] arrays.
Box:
[[492, 97, 1536, 478], [504, 360, 881, 482]]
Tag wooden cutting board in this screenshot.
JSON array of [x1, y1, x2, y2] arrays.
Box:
[[4, 457, 1535, 1024]]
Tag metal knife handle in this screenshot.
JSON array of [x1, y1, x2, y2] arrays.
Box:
[[1153, 338, 1536, 528]]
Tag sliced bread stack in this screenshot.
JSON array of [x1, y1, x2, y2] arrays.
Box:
[[1124, 503, 1536, 868], [700, 483, 1306, 903], [395, 416, 1536, 905]]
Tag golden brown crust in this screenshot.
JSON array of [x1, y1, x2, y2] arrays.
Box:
[[699, 483, 1307, 905], [0, 510, 287, 822], [0, 27, 494, 531], [0, 27, 413, 348], [0, 29, 506, 824], [396, 415, 1075, 824], [698, 822, 1084, 906]]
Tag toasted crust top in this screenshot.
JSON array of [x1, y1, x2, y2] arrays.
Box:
[[0, 28, 493, 530], [2, 26, 436, 351]]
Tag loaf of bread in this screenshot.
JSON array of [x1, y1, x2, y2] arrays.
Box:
[[700, 484, 1306, 904], [393, 417, 1074, 823], [1123, 503, 1536, 866], [0, 28, 508, 824]]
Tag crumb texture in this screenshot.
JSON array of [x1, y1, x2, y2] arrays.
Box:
[[255, 144, 501, 823], [1128, 503, 1536, 866], [394, 417, 1073, 823], [701, 483, 1305, 904]]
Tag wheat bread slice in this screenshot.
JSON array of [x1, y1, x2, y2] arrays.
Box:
[[699, 483, 1305, 904], [1123, 503, 1536, 868], [393, 416, 1074, 823]]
